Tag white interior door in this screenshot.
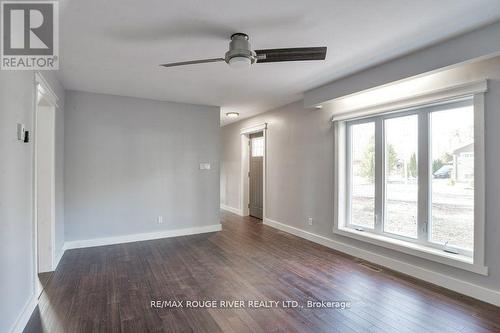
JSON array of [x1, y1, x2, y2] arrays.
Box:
[[249, 132, 264, 219]]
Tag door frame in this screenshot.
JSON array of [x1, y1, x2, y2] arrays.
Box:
[[32, 72, 59, 296], [240, 123, 267, 218]]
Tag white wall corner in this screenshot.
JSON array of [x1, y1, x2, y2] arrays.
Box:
[[220, 204, 243, 216], [263, 217, 500, 307]]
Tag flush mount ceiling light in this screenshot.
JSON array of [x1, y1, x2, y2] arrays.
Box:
[[226, 112, 240, 118]]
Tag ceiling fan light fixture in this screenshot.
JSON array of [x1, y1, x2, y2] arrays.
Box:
[[226, 112, 240, 118], [160, 32, 327, 69], [228, 56, 251, 69]]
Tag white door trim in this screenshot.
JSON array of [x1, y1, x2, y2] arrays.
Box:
[[240, 123, 267, 135], [32, 72, 58, 298], [240, 123, 267, 218]]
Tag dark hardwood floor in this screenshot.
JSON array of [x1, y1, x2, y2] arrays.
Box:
[[25, 211, 500, 332]]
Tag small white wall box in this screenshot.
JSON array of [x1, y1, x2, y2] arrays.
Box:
[[199, 163, 211, 170], [17, 123, 24, 140], [17, 123, 28, 142]]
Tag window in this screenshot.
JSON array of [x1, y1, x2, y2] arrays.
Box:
[[335, 93, 486, 273], [349, 122, 375, 229], [430, 107, 474, 251], [384, 115, 419, 239], [251, 136, 264, 157]]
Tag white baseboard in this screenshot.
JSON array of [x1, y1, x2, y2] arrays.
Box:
[[53, 243, 67, 270], [220, 204, 243, 216], [263, 217, 500, 307], [64, 224, 222, 250], [9, 294, 37, 333]]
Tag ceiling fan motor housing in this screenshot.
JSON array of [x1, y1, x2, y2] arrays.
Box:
[[225, 33, 256, 64]]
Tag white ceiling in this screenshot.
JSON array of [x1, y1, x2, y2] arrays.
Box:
[[58, 0, 500, 126]]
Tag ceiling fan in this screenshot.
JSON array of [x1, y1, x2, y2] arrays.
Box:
[[160, 33, 327, 69]]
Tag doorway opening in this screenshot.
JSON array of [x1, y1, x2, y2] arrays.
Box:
[[34, 74, 58, 297], [240, 123, 267, 220], [249, 132, 264, 219]]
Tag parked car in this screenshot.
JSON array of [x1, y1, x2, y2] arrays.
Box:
[[433, 165, 453, 179]]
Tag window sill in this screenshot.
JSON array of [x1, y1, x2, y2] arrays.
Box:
[[334, 226, 488, 275]]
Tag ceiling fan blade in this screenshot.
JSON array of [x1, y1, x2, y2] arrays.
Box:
[[160, 57, 225, 68], [255, 47, 327, 63]]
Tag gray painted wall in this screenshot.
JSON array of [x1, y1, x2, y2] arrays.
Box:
[[0, 71, 36, 333], [64, 91, 220, 241], [221, 56, 500, 294], [0, 71, 65, 333]]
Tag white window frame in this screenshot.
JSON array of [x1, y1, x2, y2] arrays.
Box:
[[333, 80, 487, 275]]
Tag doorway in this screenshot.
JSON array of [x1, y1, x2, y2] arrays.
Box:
[[34, 75, 58, 296], [240, 123, 267, 220], [249, 132, 264, 219]]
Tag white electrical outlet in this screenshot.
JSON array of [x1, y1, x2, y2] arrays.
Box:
[[307, 217, 313, 225], [157, 216, 163, 224]]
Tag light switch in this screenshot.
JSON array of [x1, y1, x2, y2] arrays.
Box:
[[199, 163, 211, 170], [17, 123, 25, 141]]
